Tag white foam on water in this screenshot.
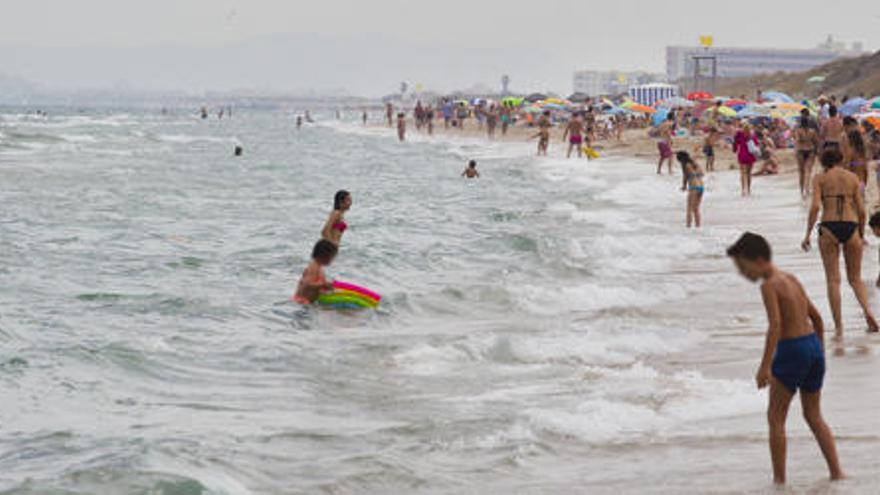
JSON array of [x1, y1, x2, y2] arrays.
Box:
[[525, 363, 763, 445]]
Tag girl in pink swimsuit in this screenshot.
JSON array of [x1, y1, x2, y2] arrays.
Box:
[[322, 190, 352, 246]]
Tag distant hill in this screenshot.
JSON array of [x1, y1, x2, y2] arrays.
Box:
[[712, 49, 880, 99]]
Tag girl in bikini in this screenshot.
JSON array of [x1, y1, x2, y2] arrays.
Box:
[[322, 190, 352, 246], [677, 151, 705, 228], [802, 149, 878, 337]]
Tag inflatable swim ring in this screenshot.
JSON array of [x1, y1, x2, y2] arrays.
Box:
[[316, 281, 381, 309]]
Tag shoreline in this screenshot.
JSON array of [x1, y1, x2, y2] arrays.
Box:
[[374, 116, 880, 207], [356, 115, 880, 489]]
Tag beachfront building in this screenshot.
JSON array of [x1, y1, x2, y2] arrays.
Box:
[[572, 70, 665, 97], [628, 83, 679, 106], [666, 37, 866, 82]]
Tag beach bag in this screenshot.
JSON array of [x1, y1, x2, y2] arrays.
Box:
[[746, 138, 761, 158]]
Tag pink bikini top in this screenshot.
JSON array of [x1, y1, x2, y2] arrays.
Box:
[[332, 221, 348, 233]]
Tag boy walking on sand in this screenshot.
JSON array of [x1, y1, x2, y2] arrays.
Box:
[[727, 232, 843, 485]]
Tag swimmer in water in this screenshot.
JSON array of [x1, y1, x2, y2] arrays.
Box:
[[293, 239, 338, 305], [727, 232, 843, 486], [461, 160, 480, 178], [322, 190, 352, 246], [296, 115, 303, 129], [234, 145, 243, 156]]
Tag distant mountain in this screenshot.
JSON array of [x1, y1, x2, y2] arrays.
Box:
[[713, 49, 880, 98]]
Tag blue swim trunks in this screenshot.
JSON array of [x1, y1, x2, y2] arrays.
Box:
[[772, 333, 825, 393]]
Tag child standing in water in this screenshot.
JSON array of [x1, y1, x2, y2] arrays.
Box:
[[677, 151, 704, 228], [461, 160, 480, 178], [727, 232, 843, 486], [293, 240, 338, 304]]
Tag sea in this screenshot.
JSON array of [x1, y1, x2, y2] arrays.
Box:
[[1, 107, 880, 494]]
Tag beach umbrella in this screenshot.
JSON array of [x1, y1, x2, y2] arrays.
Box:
[[724, 99, 748, 108], [652, 108, 669, 126], [687, 91, 713, 101], [568, 92, 590, 103], [841, 98, 869, 117], [501, 97, 524, 107], [543, 103, 567, 111], [525, 93, 547, 102], [714, 106, 738, 118], [604, 106, 626, 115], [773, 102, 806, 111], [542, 98, 566, 106], [522, 106, 543, 114], [870, 97, 880, 110], [628, 104, 656, 114], [619, 100, 636, 109], [762, 91, 794, 103], [737, 105, 769, 118]]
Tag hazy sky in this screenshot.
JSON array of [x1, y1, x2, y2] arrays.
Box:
[[1, 0, 878, 95]]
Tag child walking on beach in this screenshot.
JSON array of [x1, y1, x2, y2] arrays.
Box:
[[727, 232, 843, 485]]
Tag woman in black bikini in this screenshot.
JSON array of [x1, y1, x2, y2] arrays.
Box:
[[802, 149, 878, 337]]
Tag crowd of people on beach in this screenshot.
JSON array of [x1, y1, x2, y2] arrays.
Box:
[[363, 89, 880, 486]]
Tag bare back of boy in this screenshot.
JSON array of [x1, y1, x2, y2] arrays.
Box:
[[762, 270, 820, 342]]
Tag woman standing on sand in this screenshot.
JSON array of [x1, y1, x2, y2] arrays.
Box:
[[322, 190, 352, 246], [844, 130, 869, 195], [733, 123, 758, 196], [677, 151, 704, 228], [819, 105, 843, 150], [795, 116, 820, 198], [802, 149, 878, 337]]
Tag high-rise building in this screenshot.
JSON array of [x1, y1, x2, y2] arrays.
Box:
[[666, 37, 866, 82], [572, 70, 665, 96]]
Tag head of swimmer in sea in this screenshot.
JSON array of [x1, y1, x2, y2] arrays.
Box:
[[468, 160, 477, 169], [727, 232, 772, 282], [333, 190, 352, 211], [820, 148, 843, 170], [312, 239, 338, 267]]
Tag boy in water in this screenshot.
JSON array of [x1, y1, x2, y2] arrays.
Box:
[[461, 160, 480, 178], [293, 240, 338, 305], [397, 112, 406, 142], [727, 232, 843, 485]]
